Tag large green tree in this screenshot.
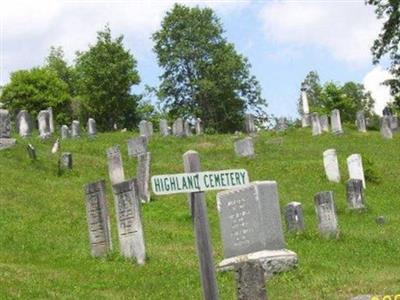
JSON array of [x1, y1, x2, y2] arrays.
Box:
[[152, 4, 267, 132], [367, 0, 400, 111], [75, 26, 141, 130]]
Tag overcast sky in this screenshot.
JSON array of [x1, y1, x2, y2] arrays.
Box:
[[0, 0, 394, 116]]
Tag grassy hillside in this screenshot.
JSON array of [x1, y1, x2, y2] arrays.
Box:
[[0, 127, 399, 299]]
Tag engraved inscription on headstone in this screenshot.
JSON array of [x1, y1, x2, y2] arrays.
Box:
[[323, 149, 341, 183], [347, 179, 365, 210], [127, 135, 148, 158], [314, 191, 339, 238], [106, 146, 125, 185]]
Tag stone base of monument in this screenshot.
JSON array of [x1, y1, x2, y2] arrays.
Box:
[[217, 249, 298, 279], [0, 138, 16, 151]]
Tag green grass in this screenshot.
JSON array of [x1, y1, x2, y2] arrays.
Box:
[[1, 127, 399, 299]]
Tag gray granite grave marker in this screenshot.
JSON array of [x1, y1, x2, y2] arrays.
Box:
[[172, 118, 184, 137], [0, 109, 11, 138], [136, 152, 151, 203], [380, 116, 393, 139], [37, 110, 51, 139], [347, 179, 365, 210], [16, 110, 32, 137], [235, 261, 267, 300], [285, 202, 305, 233], [87, 118, 96, 137], [314, 191, 339, 238], [47, 107, 55, 133], [330, 109, 343, 135], [311, 112, 322, 136], [184, 120, 192, 136], [106, 146, 125, 185], [127, 135, 147, 158], [159, 119, 169, 136], [356, 111, 367, 133], [71, 120, 80, 138], [244, 114, 256, 134], [320, 115, 329, 132], [59, 152, 73, 170], [234, 137, 254, 158]]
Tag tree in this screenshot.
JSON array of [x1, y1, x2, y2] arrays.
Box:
[[0, 67, 71, 124], [75, 25, 141, 130], [152, 4, 267, 132], [298, 71, 323, 114], [367, 0, 400, 111]]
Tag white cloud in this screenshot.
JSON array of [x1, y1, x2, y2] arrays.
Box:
[[259, 1, 382, 67], [363, 66, 393, 116]]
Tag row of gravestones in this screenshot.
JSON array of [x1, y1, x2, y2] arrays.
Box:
[[139, 117, 203, 138]]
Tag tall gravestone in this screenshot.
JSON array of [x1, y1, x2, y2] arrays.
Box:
[[112, 179, 146, 265], [71, 120, 80, 138], [37, 110, 51, 139], [347, 179, 365, 210], [127, 135, 147, 158], [311, 112, 322, 136], [285, 202, 305, 233], [184, 120, 192, 136], [136, 152, 151, 203], [87, 118, 96, 137], [60, 125, 70, 139], [356, 111, 367, 133], [301, 82, 310, 128], [106, 146, 125, 185], [16, 110, 32, 137], [159, 119, 169, 136], [0, 109, 11, 138], [234, 137, 254, 158], [139, 120, 152, 138], [330, 109, 343, 135], [314, 191, 339, 238], [244, 114, 256, 134], [172, 118, 184, 137], [389, 116, 398, 132], [323, 149, 341, 183], [347, 154, 366, 189], [319, 115, 329, 132], [84, 180, 112, 257], [380, 116, 393, 139], [47, 107, 55, 134], [195, 118, 203, 135]]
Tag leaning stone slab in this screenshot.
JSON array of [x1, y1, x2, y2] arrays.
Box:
[[47, 107, 55, 134], [320, 115, 329, 132], [172, 118, 184, 137], [16, 110, 32, 137], [184, 120, 192, 136], [112, 179, 146, 264], [127, 135, 148, 158], [60, 125, 70, 139], [139, 120, 152, 137], [87, 118, 97, 137], [347, 179, 365, 210], [106, 146, 125, 185], [285, 202, 305, 233], [323, 149, 341, 183], [234, 137, 254, 158], [314, 191, 339, 238], [37, 110, 51, 139], [380, 116, 393, 139], [330, 109, 343, 135], [311, 112, 322, 136], [84, 180, 112, 257], [347, 154, 366, 189], [71, 120, 80, 138], [136, 152, 151, 203], [159, 119, 169, 136], [356, 111, 367, 133]]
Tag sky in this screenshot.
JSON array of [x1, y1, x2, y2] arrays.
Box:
[[0, 0, 394, 117]]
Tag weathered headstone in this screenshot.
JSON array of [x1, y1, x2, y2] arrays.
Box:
[[235, 261, 267, 300], [314, 191, 339, 238], [16, 110, 32, 137], [172, 118, 184, 137], [276, 117, 288, 132], [136, 152, 151, 203], [184, 120, 192, 136], [195, 118, 203, 135], [127, 135, 147, 158], [234, 137, 254, 158], [87, 118, 96, 137], [323, 149, 341, 183], [112, 179, 146, 265], [47, 107, 55, 134], [346, 179, 365, 210], [71, 120, 80, 138], [60, 125, 70, 139], [37, 110, 51, 139], [0, 109, 11, 138], [84, 180, 112, 257], [59, 152, 73, 170], [244, 114, 256, 134], [26, 144, 36, 160], [380, 116, 393, 139], [159, 119, 169, 136], [301, 81, 310, 127], [106, 146, 125, 185], [285, 202, 305, 233], [147, 121, 153, 136], [356, 111, 367, 133], [330, 109, 343, 135], [319, 115, 329, 132], [139, 120, 152, 137], [347, 154, 366, 189], [311, 112, 322, 136], [389, 116, 398, 132]]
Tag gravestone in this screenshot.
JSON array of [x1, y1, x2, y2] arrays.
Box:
[[184, 120, 192, 136], [112, 179, 146, 264], [276, 117, 288, 132], [389, 116, 398, 132], [59, 152, 73, 170], [0, 109, 11, 138], [284, 202, 305, 233], [84, 180, 112, 257], [319, 115, 329, 132], [16, 110, 32, 137], [71, 120, 80, 138], [347, 154, 366, 189], [159, 119, 169, 136], [301, 82, 310, 127], [323, 149, 341, 183], [301, 114, 310, 128], [311, 112, 322, 136], [195, 118, 203, 135], [26, 144, 36, 160], [106, 146, 125, 185], [60, 125, 70, 139], [356, 111, 367, 133], [139, 120, 152, 137], [172, 118, 184, 137], [37, 110, 51, 139], [244, 114, 256, 134], [330, 109, 343, 135], [380, 116, 393, 139], [136, 152, 151, 203], [87, 118, 96, 137], [347, 179, 365, 210], [127, 135, 147, 158], [314, 191, 339, 238], [47, 107, 55, 134], [235, 261, 267, 300], [234, 137, 254, 158], [217, 181, 297, 276], [147, 121, 153, 136]]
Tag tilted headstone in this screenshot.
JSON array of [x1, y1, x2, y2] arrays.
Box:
[[311, 112, 322, 136], [26, 144, 36, 160], [71, 120, 80, 138], [47, 107, 55, 133], [235, 261, 267, 300], [389, 116, 398, 132], [195, 118, 203, 135], [59, 152, 73, 170], [60, 125, 70, 139], [84, 180, 112, 257], [0, 109, 11, 138], [244, 114, 256, 134], [356, 111, 367, 133], [285, 202, 305, 233], [184, 120, 192, 136], [136, 152, 151, 203], [127, 135, 147, 158], [323, 149, 341, 183], [37, 110, 51, 139], [16, 110, 32, 137], [106, 146, 125, 185], [347, 154, 366, 189], [234, 137, 254, 158], [87, 118, 96, 137], [172, 118, 184, 137], [346, 179, 365, 210], [330, 109, 343, 135], [319, 115, 329, 132], [314, 191, 339, 238], [112, 179, 146, 264], [159, 119, 169, 136], [380, 116, 393, 139]]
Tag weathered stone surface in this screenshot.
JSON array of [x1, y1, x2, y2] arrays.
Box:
[[285, 202, 304, 233], [84, 180, 112, 257], [389, 116, 398, 131], [356, 111, 367, 133], [59, 152, 73, 170], [245, 114, 256, 134], [350, 295, 373, 300], [235, 261, 267, 300], [87, 118, 96, 137], [331, 109, 343, 135], [16, 110, 32, 137], [347, 179, 365, 210], [172, 118, 184, 137], [276, 117, 288, 132], [320, 115, 329, 132], [0, 109, 12, 138], [139, 120, 152, 137], [0, 138, 16, 150], [136, 152, 151, 203], [60, 125, 70, 139], [314, 191, 339, 238], [112, 179, 146, 264], [71, 120, 80, 138], [159, 119, 169, 136], [37, 110, 51, 139], [26, 144, 36, 160], [301, 113, 310, 128], [184, 120, 192, 136], [127, 135, 147, 158], [234, 137, 254, 158], [380, 116, 393, 139], [347, 154, 366, 189], [311, 112, 322, 136], [195, 118, 203, 135], [301, 83, 310, 114], [106, 146, 125, 185], [323, 149, 341, 183], [47, 107, 55, 133]]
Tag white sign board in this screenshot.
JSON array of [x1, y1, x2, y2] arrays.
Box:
[[151, 169, 249, 195]]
